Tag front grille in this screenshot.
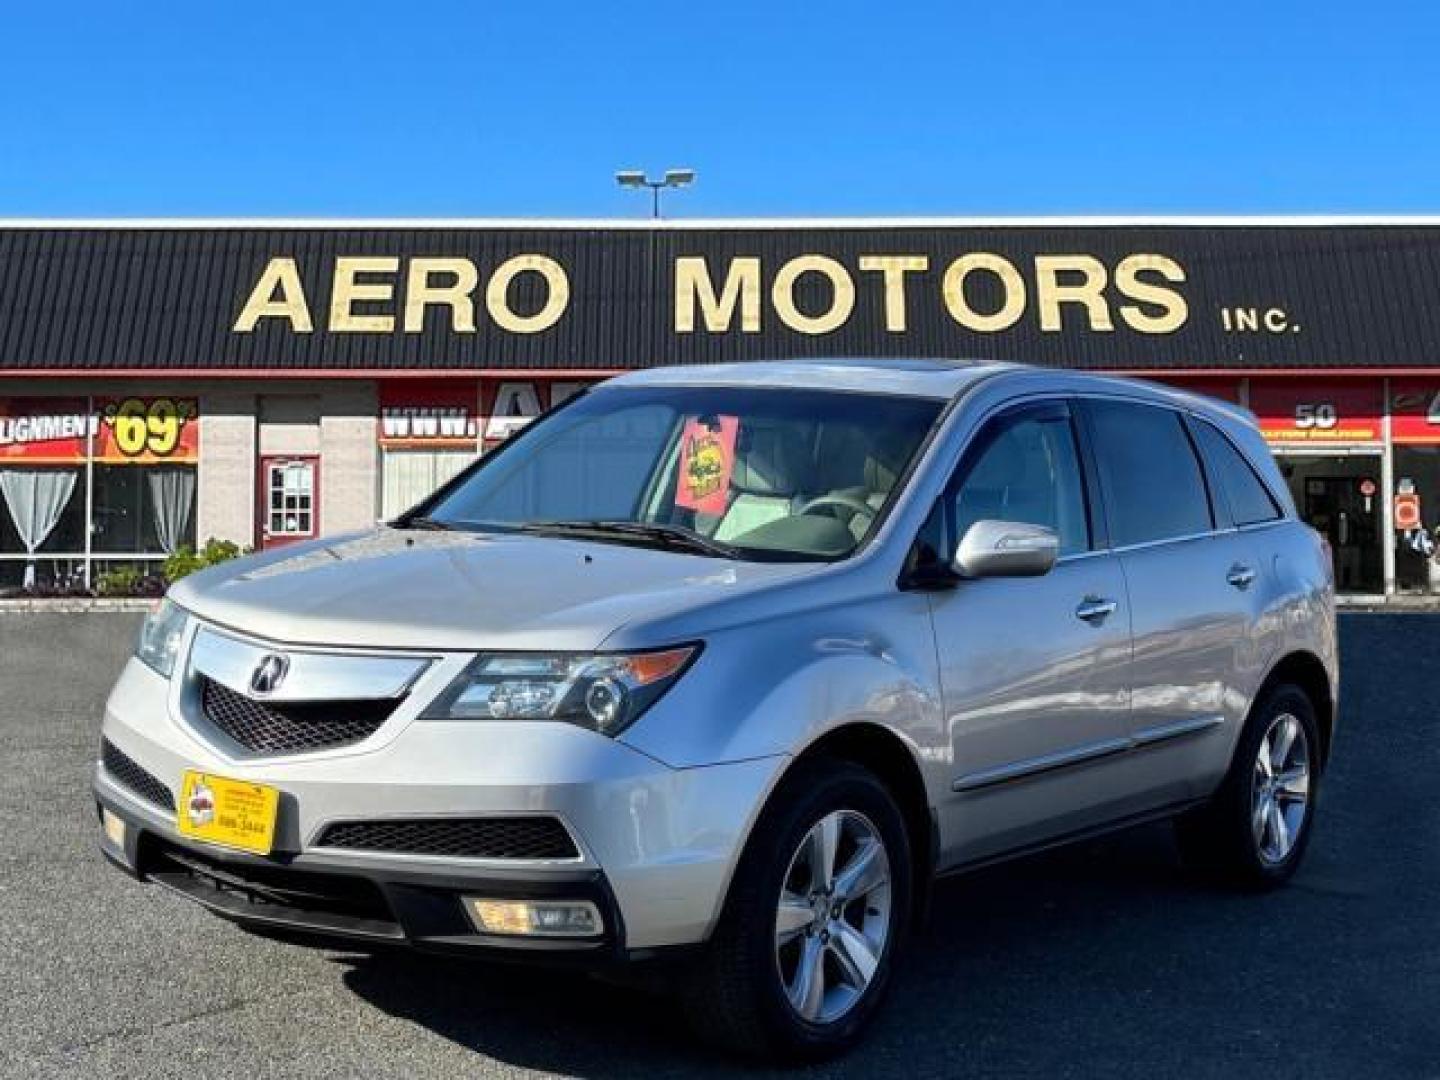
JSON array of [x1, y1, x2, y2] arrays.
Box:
[[315, 817, 581, 860], [101, 738, 176, 812], [200, 677, 396, 755]]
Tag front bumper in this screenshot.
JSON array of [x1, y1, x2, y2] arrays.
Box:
[[97, 656, 786, 957], [95, 788, 636, 961]]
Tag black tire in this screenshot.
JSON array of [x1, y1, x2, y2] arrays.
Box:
[[682, 758, 912, 1063], [1174, 682, 1322, 888]]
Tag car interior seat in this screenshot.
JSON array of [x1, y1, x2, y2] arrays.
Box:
[[708, 421, 809, 543]]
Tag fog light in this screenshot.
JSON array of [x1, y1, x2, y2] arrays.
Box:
[[101, 808, 126, 847], [464, 897, 603, 938]]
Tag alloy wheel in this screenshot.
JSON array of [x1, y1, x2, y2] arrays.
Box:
[[774, 809, 892, 1024], [1251, 711, 1311, 865]]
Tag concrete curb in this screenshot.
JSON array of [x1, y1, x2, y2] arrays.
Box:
[[1338, 597, 1440, 612], [0, 598, 157, 613]]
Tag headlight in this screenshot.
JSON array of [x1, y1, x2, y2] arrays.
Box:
[[422, 646, 699, 736], [135, 598, 188, 678]]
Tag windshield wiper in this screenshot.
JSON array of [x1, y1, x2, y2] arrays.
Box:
[[395, 515, 455, 531], [520, 520, 742, 559]]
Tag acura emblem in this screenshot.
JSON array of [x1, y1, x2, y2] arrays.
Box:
[[249, 653, 290, 695]]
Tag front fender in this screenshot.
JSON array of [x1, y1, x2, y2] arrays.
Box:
[[619, 592, 945, 773]]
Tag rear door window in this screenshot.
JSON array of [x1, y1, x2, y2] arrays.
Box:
[[1086, 400, 1213, 547]]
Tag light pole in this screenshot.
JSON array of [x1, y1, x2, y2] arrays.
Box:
[[615, 168, 696, 218]]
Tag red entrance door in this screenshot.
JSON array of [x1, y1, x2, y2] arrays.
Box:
[[257, 456, 320, 550]]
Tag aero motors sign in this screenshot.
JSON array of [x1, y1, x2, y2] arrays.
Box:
[[12, 223, 1440, 374], [233, 251, 1190, 340], [1250, 380, 1382, 445]]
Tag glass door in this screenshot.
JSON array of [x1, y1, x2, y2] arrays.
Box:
[[1275, 452, 1383, 595]]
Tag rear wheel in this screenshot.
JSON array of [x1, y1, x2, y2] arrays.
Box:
[[1174, 683, 1320, 887], [683, 759, 912, 1062]]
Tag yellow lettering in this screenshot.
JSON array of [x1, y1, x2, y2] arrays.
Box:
[[674, 256, 761, 332], [233, 257, 313, 332], [1116, 254, 1188, 334], [330, 256, 399, 333], [1035, 255, 1112, 332], [858, 255, 928, 332], [942, 254, 1026, 332], [772, 255, 855, 335], [403, 258, 479, 333], [486, 255, 569, 334]]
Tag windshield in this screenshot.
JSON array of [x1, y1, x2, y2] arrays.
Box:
[[417, 385, 943, 561]]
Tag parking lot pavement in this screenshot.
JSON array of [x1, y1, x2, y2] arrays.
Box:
[[0, 612, 1433, 1079]]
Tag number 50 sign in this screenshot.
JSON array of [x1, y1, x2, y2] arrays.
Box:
[[97, 397, 200, 463], [1251, 380, 1383, 444], [1293, 402, 1338, 430]]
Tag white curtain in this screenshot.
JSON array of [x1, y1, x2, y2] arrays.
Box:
[[0, 469, 78, 588], [147, 467, 196, 554], [382, 450, 475, 519]]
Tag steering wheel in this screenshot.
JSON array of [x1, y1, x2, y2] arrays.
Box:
[[798, 493, 878, 528]]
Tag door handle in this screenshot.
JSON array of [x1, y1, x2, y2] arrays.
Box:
[[1075, 596, 1118, 622], [1226, 564, 1257, 590]]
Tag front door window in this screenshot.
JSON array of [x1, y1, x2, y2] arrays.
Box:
[[259, 457, 318, 549]]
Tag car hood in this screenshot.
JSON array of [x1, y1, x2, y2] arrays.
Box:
[[169, 528, 816, 652]]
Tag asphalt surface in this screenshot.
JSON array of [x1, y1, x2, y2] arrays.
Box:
[[0, 612, 1434, 1078]]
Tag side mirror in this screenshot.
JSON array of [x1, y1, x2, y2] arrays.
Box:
[[953, 520, 1059, 579]]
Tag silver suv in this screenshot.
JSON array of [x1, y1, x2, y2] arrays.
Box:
[[95, 361, 1337, 1061]]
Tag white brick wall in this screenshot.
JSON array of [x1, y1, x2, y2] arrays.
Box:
[[197, 390, 258, 547], [318, 383, 379, 536]]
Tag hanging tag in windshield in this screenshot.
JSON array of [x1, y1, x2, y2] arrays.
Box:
[[675, 415, 738, 516]]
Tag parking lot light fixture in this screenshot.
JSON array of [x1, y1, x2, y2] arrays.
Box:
[[614, 168, 697, 218]]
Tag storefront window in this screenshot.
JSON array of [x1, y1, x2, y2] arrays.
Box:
[[0, 557, 86, 591], [1393, 446, 1440, 593], [1276, 455, 1384, 594], [378, 380, 481, 519], [0, 396, 198, 592], [0, 467, 86, 587], [1389, 381, 1440, 594], [381, 451, 475, 519], [91, 464, 198, 554], [1254, 378, 1386, 597]]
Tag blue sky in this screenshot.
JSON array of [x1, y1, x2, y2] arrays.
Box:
[[1, 0, 1436, 217]]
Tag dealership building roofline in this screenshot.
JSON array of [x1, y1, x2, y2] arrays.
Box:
[[7, 213, 1440, 229]]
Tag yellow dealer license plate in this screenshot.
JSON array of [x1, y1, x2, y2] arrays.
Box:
[[177, 772, 280, 855]]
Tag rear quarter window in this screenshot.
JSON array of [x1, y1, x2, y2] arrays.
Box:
[[1191, 419, 1284, 526]]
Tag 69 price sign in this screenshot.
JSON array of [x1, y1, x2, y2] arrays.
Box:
[[97, 397, 200, 463]]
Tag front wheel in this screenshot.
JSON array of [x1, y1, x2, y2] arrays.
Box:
[[683, 759, 912, 1062], [1174, 683, 1321, 888]]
